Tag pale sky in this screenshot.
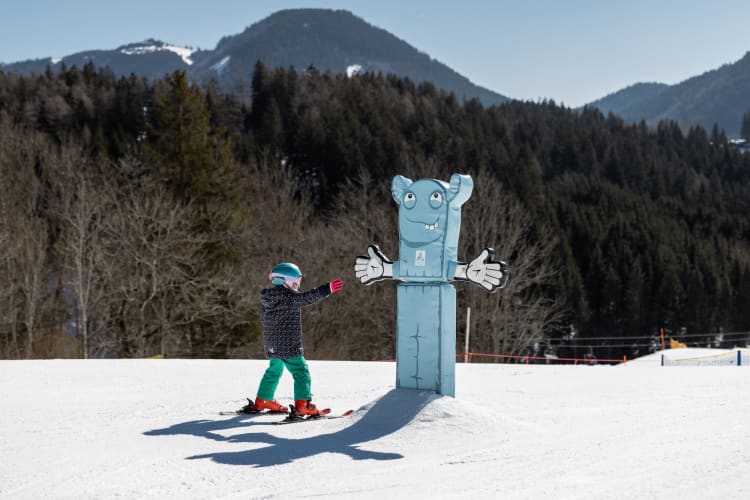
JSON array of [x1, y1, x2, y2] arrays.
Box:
[[2, 0, 749, 107]]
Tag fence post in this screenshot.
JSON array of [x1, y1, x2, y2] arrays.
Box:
[[660, 327, 665, 350], [738, 349, 742, 366], [464, 307, 471, 363]]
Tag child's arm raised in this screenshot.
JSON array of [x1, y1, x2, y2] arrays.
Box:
[[292, 278, 343, 307]]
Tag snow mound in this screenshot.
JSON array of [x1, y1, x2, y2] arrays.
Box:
[[352, 387, 493, 433], [625, 347, 736, 365]]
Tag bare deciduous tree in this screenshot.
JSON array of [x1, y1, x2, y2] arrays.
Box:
[[17, 216, 48, 358], [0, 119, 51, 358], [459, 167, 566, 358], [57, 152, 109, 358], [0, 176, 20, 358], [92, 158, 251, 357], [99, 167, 198, 355], [229, 158, 318, 357], [306, 169, 399, 360]]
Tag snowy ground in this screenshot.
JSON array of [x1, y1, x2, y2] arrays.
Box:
[[1, 351, 749, 499]]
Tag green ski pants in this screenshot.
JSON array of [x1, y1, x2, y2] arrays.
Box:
[[256, 356, 312, 401]]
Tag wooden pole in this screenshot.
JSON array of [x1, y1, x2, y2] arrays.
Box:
[[660, 327, 665, 350], [464, 307, 471, 363]]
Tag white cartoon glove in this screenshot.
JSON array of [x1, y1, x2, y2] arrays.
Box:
[[455, 248, 509, 292], [354, 245, 393, 285]]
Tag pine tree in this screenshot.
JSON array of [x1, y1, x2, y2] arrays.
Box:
[[142, 70, 246, 274], [141, 70, 249, 355], [144, 71, 241, 215], [741, 110, 750, 141]]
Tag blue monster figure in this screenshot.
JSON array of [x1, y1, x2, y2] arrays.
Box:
[[355, 173, 508, 396]]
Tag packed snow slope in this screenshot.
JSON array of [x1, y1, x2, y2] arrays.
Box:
[[1, 352, 749, 499]]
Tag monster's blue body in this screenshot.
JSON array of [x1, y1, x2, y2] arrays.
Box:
[[390, 175, 472, 397]]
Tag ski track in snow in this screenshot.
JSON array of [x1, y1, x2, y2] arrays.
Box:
[[1, 353, 749, 499]]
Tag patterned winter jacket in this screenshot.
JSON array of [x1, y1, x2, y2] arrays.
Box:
[[260, 284, 331, 359]]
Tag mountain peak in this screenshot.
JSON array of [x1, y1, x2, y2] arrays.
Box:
[[118, 38, 166, 50], [201, 8, 507, 106]]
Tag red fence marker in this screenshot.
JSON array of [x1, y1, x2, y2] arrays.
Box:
[[461, 352, 626, 365]]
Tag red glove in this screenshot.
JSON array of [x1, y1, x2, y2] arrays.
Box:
[[330, 278, 344, 293]]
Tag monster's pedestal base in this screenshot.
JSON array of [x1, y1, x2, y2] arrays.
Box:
[[396, 283, 456, 397]]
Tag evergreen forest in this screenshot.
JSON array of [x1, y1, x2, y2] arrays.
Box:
[[2, 62, 750, 361]]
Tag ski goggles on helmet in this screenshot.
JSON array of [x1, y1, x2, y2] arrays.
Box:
[[270, 272, 302, 290]]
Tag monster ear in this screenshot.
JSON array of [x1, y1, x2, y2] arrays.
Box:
[[447, 173, 473, 205], [391, 175, 413, 205]]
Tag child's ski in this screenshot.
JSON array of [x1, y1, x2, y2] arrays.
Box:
[[219, 398, 288, 416], [219, 410, 287, 416], [273, 408, 354, 424]]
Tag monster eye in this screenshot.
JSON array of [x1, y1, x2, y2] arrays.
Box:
[[429, 191, 443, 208], [403, 192, 416, 209]]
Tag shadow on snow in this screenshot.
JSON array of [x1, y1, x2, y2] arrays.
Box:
[[144, 388, 435, 467]]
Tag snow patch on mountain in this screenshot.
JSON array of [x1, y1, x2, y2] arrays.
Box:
[[120, 40, 195, 65], [211, 56, 231, 74], [346, 64, 363, 77]]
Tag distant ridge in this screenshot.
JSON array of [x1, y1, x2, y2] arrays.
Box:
[[586, 52, 750, 137], [0, 39, 193, 82], [0, 9, 508, 107], [4, 8, 749, 132]]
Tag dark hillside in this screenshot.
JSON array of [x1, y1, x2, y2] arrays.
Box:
[[2, 65, 750, 360]]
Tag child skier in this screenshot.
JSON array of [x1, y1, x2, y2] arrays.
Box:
[[247, 262, 343, 415]]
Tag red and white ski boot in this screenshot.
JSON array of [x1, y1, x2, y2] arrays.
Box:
[[254, 397, 288, 413], [294, 400, 325, 416]]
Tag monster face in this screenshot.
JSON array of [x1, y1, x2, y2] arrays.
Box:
[[391, 174, 474, 280], [395, 179, 449, 246]]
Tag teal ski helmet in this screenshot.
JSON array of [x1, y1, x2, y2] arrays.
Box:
[[269, 262, 303, 287]]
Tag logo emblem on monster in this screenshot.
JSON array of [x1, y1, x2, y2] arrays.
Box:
[[355, 173, 509, 396], [415, 250, 426, 267]]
